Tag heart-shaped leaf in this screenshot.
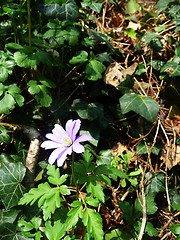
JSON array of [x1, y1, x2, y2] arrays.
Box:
[[119, 93, 159, 122]]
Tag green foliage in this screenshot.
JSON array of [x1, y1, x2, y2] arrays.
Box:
[[19, 165, 70, 220], [82, 208, 104, 240], [120, 93, 160, 122], [0, 154, 26, 209], [0, 0, 179, 239]]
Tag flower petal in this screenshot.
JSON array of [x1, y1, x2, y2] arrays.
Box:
[[45, 133, 62, 143], [66, 119, 81, 142], [56, 146, 72, 167], [72, 141, 85, 153], [48, 147, 67, 165], [52, 124, 67, 137], [41, 140, 64, 150], [75, 134, 93, 143]]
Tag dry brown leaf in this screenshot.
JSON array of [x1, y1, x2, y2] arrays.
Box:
[[127, 21, 141, 30], [111, 142, 128, 157], [160, 143, 180, 170], [104, 62, 138, 87]]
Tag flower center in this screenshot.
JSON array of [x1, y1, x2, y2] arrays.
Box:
[[62, 136, 72, 146]]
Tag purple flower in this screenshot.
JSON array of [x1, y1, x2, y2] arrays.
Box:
[[41, 119, 93, 167]]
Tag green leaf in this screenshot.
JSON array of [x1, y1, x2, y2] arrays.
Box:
[[144, 32, 162, 44], [14, 46, 38, 68], [69, 51, 88, 64], [170, 224, 180, 235], [39, 0, 79, 21], [0, 209, 20, 224], [136, 142, 161, 155], [118, 201, 133, 222], [0, 91, 15, 114], [82, 208, 104, 240], [27, 80, 52, 107], [85, 195, 99, 207], [105, 229, 131, 240], [0, 126, 11, 144], [47, 164, 61, 185], [96, 150, 114, 166], [0, 223, 33, 240], [59, 185, 70, 195], [45, 220, 66, 240], [87, 179, 105, 202], [70, 99, 104, 120], [19, 182, 63, 220], [119, 93, 160, 122], [126, 0, 140, 13], [145, 172, 165, 197], [65, 201, 83, 230], [81, 2, 103, 13], [145, 221, 158, 237], [85, 59, 106, 81], [0, 156, 26, 209], [28, 80, 41, 95], [135, 195, 157, 218], [134, 221, 158, 237]]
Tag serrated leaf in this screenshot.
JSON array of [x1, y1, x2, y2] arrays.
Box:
[[45, 220, 66, 240], [133, 221, 158, 237], [65, 201, 83, 230], [135, 195, 158, 218], [87, 179, 105, 202], [47, 164, 61, 185], [59, 185, 70, 195], [85, 59, 106, 81], [0, 156, 26, 209], [69, 50, 88, 64], [85, 196, 99, 207], [82, 208, 104, 240], [96, 150, 114, 166], [19, 182, 62, 220], [119, 93, 159, 122]]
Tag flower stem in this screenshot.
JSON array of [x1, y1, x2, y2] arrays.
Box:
[[71, 152, 78, 199]]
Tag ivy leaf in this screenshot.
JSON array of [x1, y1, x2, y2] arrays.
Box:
[[0, 155, 26, 209], [119, 93, 159, 122], [85, 59, 106, 81], [0, 126, 11, 144], [0, 223, 33, 240], [136, 142, 161, 155], [65, 201, 83, 230], [45, 220, 66, 240], [145, 172, 165, 197], [19, 182, 63, 220], [82, 208, 104, 240], [0, 209, 20, 224], [81, 2, 103, 13], [38, 0, 79, 21], [70, 99, 104, 120]]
